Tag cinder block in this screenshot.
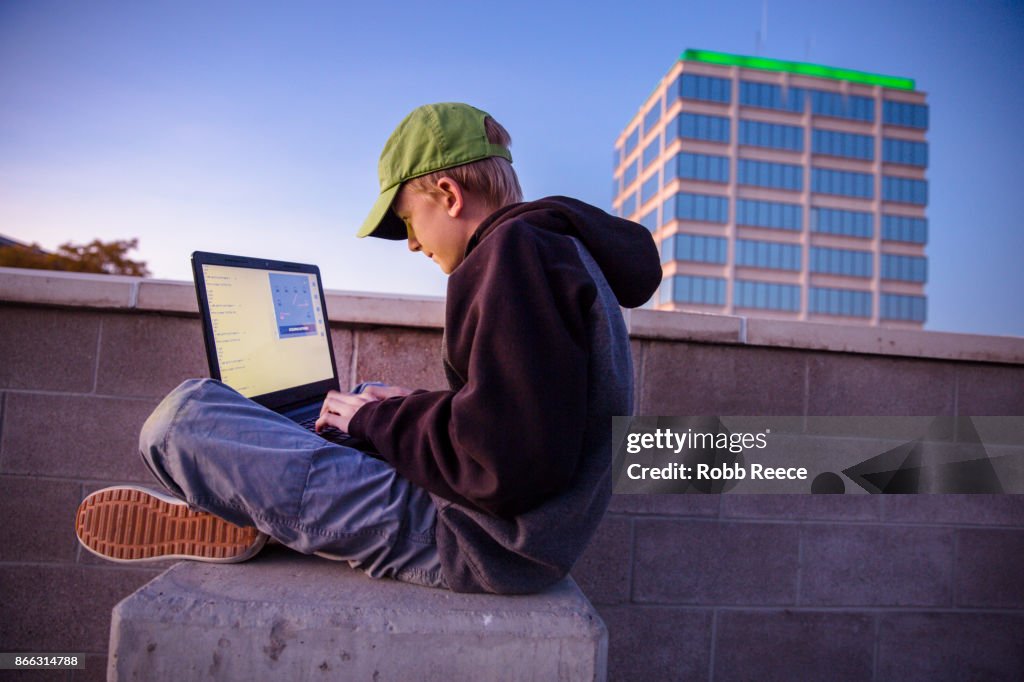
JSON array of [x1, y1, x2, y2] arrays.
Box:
[[0, 306, 100, 392], [0, 267, 135, 309], [955, 528, 1024, 608], [354, 328, 447, 390], [806, 353, 956, 416], [629, 308, 741, 344], [956, 364, 1024, 416], [325, 291, 445, 329], [722, 494, 881, 522], [0, 565, 161, 652], [96, 314, 208, 398], [639, 342, 806, 415], [714, 610, 874, 681], [633, 519, 798, 604], [746, 317, 1024, 364], [135, 279, 198, 314], [572, 514, 633, 605], [877, 612, 1024, 681], [800, 525, 954, 606], [883, 494, 1024, 527], [1, 393, 158, 482], [70, 654, 108, 682], [608, 494, 719, 517], [108, 548, 608, 681], [328, 326, 355, 389], [597, 605, 712, 681], [0, 476, 81, 562]]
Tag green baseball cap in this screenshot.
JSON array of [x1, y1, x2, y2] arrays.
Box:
[[357, 102, 513, 239]]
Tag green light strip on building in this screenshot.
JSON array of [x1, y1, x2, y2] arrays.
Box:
[[682, 49, 915, 91]]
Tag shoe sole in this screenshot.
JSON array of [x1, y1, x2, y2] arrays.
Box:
[[75, 486, 267, 564]]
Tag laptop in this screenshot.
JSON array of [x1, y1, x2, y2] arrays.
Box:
[[191, 251, 368, 448]]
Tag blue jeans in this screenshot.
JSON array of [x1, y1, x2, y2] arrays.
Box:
[[138, 378, 446, 589]]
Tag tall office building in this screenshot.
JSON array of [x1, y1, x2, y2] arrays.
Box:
[[613, 50, 928, 327]]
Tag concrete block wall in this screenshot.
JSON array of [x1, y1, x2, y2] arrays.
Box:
[[2, 267, 1023, 680]]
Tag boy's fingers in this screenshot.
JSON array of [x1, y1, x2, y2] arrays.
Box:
[[317, 392, 375, 433]]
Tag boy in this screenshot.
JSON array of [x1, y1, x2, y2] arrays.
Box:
[[75, 102, 660, 593]]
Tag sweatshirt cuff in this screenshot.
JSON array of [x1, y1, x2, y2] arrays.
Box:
[[346, 400, 379, 445]]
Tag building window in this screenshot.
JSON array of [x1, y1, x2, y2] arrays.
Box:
[[666, 74, 682, 106], [661, 275, 727, 305], [735, 239, 802, 271], [811, 91, 874, 122], [662, 234, 728, 264], [739, 81, 805, 112], [624, 127, 640, 157], [883, 138, 928, 167], [809, 287, 872, 317], [882, 254, 927, 282], [883, 176, 928, 205], [882, 214, 928, 243], [881, 293, 926, 321], [613, 146, 621, 170], [811, 207, 873, 238], [621, 191, 637, 218], [734, 280, 801, 311], [680, 74, 731, 104], [642, 136, 662, 170], [672, 113, 731, 144], [665, 152, 730, 184], [736, 199, 803, 230], [643, 99, 662, 135], [739, 119, 803, 152], [810, 246, 873, 278], [812, 129, 874, 161], [664, 192, 729, 224], [812, 167, 873, 199], [883, 101, 929, 129], [739, 159, 803, 191], [641, 173, 661, 206], [623, 159, 638, 188], [640, 208, 659, 232]]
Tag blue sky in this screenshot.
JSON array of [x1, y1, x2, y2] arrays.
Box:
[[1, 0, 1022, 336]]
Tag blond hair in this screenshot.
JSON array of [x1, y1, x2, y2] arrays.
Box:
[[402, 117, 523, 210]]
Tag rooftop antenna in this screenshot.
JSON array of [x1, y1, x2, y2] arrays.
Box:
[[756, 0, 768, 55]]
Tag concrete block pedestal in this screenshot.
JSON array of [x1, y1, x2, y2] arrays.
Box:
[[108, 545, 607, 681]]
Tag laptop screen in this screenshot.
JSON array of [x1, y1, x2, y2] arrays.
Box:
[[199, 262, 334, 399]]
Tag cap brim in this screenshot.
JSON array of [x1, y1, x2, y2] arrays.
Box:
[[357, 184, 407, 240]]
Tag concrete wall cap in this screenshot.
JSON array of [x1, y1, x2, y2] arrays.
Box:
[[2, 267, 1022, 364]]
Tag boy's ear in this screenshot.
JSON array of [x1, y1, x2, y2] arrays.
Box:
[[435, 177, 464, 218]]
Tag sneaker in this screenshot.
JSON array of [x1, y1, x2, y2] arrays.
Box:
[[75, 485, 268, 564]]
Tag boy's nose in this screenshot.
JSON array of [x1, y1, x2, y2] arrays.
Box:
[[407, 227, 420, 252]]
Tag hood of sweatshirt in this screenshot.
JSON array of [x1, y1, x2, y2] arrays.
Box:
[[465, 196, 661, 309]]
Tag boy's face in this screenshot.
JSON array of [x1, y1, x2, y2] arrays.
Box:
[[392, 185, 472, 275]]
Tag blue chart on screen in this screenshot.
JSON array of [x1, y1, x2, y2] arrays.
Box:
[[269, 273, 318, 339]]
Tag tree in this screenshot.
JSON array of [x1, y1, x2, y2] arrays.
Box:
[[0, 238, 150, 276]]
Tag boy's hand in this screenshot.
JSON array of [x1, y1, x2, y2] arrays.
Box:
[[314, 385, 413, 434], [316, 390, 375, 434]]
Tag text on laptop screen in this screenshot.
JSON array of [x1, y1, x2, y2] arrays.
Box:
[[202, 263, 334, 398]]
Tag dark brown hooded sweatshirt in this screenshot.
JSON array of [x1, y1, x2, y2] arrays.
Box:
[[348, 196, 661, 593]]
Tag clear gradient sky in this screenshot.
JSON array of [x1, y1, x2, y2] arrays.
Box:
[[2, 0, 1022, 336]]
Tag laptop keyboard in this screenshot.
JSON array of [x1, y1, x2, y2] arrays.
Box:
[[297, 416, 353, 445]]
